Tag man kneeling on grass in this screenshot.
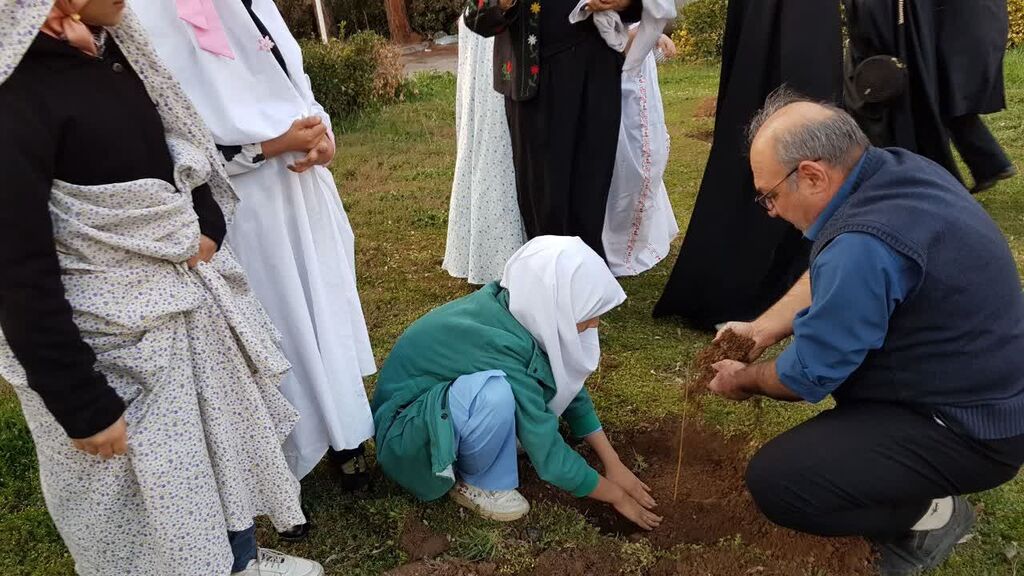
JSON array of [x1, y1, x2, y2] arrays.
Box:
[[371, 236, 661, 530], [708, 88, 1024, 576]]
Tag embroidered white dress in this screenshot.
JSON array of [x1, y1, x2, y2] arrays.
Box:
[[603, 50, 679, 276], [0, 6, 304, 575], [443, 17, 526, 285], [135, 0, 377, 480]]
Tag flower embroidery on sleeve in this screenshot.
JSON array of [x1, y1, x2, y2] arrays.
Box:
[[527, 34, 537, 46], [530, 65, 539, 76], [530, 2, 540, 13], [257, 36, 276, 52], [503, 60, 513, 80]]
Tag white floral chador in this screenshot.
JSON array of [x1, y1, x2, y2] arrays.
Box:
[[0, 4, 304, 575], [442, 17, 526, 285]]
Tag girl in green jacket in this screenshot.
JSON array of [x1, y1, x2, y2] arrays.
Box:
[[372, 236, 662, 530]]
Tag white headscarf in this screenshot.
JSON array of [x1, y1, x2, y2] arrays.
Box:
[[131, 0, 316, 146], [500, 236, 627, 416]]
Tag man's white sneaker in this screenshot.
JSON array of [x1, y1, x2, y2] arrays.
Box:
[[232, 549, 324, 576], [449, 481, 530, 522]]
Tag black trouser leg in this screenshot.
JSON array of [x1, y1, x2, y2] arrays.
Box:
[[944, 114, 1012, 183], [745, 401, 1024, 539]]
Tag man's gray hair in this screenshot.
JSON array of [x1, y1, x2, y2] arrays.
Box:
[[747, 86, 870, 171]]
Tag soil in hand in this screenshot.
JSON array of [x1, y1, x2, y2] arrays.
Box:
[[691, 329, 757, 390]]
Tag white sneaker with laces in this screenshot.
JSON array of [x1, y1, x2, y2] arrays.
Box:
[[449, 481, 530, 521], [231, 548, 324, 576]]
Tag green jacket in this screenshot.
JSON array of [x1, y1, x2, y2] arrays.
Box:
[[372, 282, 602, 502]]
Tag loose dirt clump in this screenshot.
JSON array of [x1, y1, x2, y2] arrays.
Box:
[[385, 559, 497, 576], [399, 515, 451, 561], [690, 329, 757, 389], [531, 546, 624, 576], [518, 419, 875, 575], [693, 96, 718, 118], [687, 129, 714, 144]]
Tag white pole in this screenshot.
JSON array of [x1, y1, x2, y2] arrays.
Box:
[[313, 0, 329, 43]]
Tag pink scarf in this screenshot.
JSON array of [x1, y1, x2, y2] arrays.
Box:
[[41, 0, 97, 56], [176, 0, 235, 59]]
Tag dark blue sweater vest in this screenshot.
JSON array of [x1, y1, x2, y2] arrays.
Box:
[[810, 147, 1024, 439]]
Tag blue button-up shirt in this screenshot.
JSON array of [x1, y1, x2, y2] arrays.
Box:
[[774, 154, 921, 402]]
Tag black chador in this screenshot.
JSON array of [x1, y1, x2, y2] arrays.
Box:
[[653, 0, 843, 329]]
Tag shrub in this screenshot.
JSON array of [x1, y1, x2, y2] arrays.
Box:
[[407, 0, 463, 37], [277, 0, 389, 40], [670, 0, 728, 62], [302, 32, 406, 124], [1010, 0, 1024, 48]]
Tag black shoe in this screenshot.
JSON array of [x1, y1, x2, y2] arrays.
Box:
[[277, 505, 312, 543], [329, 444, 371, 492], [971, 166, 1017, 194], [873, 496, 976, 576]]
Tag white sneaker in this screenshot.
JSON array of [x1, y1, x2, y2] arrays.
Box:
[[449, 481, 530, 522], [232, 549, 324, 576]]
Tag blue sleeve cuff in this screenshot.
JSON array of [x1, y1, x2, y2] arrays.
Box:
[[775, 346, 833, 404]]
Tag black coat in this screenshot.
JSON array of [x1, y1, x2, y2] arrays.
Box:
[[653, 0, 843, 328], [844, 0, 957, 180], [936, 0, 1009, 117]]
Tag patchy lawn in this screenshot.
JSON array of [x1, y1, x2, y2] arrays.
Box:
[[2, 52, 1023, 576]]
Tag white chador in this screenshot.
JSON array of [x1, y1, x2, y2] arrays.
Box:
[[602, 32, 679, 276], [442, 17, 526, 285], [135, 0, 376, 479]]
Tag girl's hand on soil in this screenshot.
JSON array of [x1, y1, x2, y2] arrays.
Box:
[[613, 491, 663, 530], [262, 117, 327, 159], [708, 359, 753, 401], [72, 415, 128, 460], [714, 322, 771, 361], [584, 431, 654, 507], [606, 461, 656, 509], [187, 235, 218, 268]]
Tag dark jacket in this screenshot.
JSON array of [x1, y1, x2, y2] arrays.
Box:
[[463, 0, 642, 101]]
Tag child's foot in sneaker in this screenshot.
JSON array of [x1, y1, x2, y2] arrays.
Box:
[[449, 481, 530, 522], [231, 549, 323, 576]]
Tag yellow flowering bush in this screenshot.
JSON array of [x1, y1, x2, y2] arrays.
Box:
[[1010, 0, 1024, 48], [671, 0, 727, 62]]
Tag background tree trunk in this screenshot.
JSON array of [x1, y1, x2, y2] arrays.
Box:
[[384, 0, 418, 44]]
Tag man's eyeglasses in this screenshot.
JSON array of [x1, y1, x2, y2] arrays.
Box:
[[754, 162, 809, 210]]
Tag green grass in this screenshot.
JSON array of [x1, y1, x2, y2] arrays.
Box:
[[2, 52, 1024, 575]]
